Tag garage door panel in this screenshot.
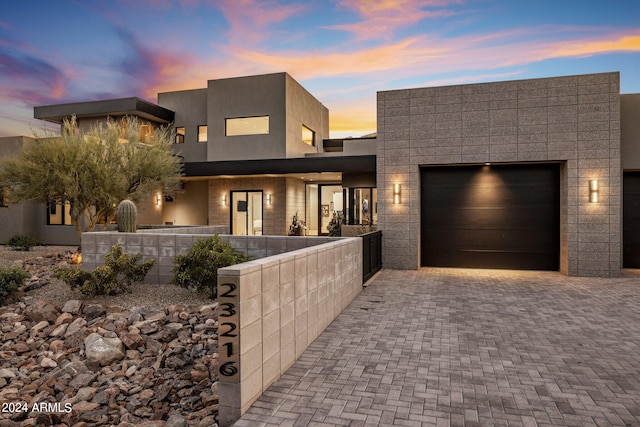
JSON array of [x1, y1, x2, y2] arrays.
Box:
[[423, 206, 559, 230], [421, 164, 560, 271], [426, 249, 559, 270], [424, 228, 558, 252], [623, 172, 640, 268]]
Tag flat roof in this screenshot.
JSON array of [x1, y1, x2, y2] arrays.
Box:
[[183, 155, 376, 177], [34, 97, 175, 125]]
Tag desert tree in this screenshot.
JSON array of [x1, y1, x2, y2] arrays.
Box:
[[0, 116, 182, 239]]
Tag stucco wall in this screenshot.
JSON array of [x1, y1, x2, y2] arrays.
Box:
[[162, 180, 208, 226], [207, 73, 287, 161], [0, 137, 28, 242], [285, 73, 329, 156], [157, 88, 208, 163], [377, 72, 621, 277]]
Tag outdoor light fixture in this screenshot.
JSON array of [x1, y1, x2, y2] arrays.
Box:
[[156, 193, 162, 206], [222, 194, 227, 206], [393, 183, 401, 204], [266, 194, 272, 206], [589, 180, 599, 203]]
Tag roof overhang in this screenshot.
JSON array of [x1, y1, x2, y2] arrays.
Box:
[[34, 97, 175, 125], [183, 155, 376, 177]]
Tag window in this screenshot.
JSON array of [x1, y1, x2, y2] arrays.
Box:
[[47, 201, 73, 225], [0, 187, 9, 207], [302, 125, 315, 146], [226, 116, 269, 136], [198, 125, 208, 142], [118, 119, 156, 143], [140, 124, 154, 142], [118, 120, 128, 143], [175, 127, 185, 144]]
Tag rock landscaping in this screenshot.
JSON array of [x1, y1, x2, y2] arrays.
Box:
[[0, 249, 220, 427]]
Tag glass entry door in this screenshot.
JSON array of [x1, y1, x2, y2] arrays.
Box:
[[319, 184, 343, 235], [231, 191, 263, 235]]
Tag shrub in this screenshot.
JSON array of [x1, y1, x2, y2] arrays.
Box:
[[0, 266, 30, 306], [173, 235, 250, 299], [6, 233, 43, 251], [54, 267, 92, 290], [55, 244, 155, 296]]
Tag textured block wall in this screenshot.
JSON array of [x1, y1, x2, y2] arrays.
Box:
[[377, 72, 621, 277], [216, 237, 363, 426], [81, 230, 342, 284]]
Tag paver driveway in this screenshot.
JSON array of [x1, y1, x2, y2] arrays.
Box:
[[236, 268, 640, 426]]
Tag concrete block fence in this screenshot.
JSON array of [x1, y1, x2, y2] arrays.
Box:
[[136, 225, 229, 234], [81, 227, 341, 284], [216, 237, 363, 426], [80, 227, 364, 426]]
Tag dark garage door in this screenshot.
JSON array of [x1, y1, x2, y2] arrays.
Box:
[[623, 172, 640, 268], [421, 163, 560, 270]]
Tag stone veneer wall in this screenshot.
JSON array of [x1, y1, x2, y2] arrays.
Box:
[[216, 237, 363, 427], [377, 72, 621, 277]]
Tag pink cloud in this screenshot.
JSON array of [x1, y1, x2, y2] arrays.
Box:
[[217, 0, 309, 45], [329, 0, 463, 40], [544, 35, 640, 59]]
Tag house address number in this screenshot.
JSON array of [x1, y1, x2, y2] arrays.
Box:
[[218, 280, 240, 382]]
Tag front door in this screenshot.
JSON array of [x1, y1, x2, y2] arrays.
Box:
[[231, 191, 263, 235]]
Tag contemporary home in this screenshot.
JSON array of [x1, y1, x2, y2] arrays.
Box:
[[1, 71, 639, 278], [0, 73, 376, 245]]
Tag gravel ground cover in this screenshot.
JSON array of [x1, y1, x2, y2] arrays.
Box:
[[0, 245, 211, 310]]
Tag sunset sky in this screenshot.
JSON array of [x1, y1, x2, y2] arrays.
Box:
[[1, 0, 639, 138]]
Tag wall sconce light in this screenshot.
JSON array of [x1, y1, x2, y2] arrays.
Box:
[[266, 194, 272, 206], [222, 194, 227, 206], [589, 180, 599, 203], [393, 183, 401, 204], [156, 193, 162, 206]]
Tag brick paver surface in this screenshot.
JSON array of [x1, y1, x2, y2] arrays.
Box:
[[235, 268, 640, 426]]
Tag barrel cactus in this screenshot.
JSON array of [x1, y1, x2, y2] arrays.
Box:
[[117, 200, 137, 232]]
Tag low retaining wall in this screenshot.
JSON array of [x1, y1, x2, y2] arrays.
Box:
[[136, 225, 229, 234], [80, 228, 364, 426], [216, 237, 363, 426], [81, 227, 339, 284]]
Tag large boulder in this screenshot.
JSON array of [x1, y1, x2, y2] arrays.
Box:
[[84, 333, 124, 366]]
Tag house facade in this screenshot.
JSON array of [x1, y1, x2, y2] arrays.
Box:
[[1, 72, 376, 244], [1, 71, 639, 277]]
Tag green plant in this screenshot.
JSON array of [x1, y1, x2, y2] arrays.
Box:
[[0, 116, 182, 240], [173, 235, 250, 299], [55, 244, 155, 296], [117, 199, 137, 232], [6, 233, 43, 251], [327, 212, 344, 237], [0, 266, 30, 305], [54, 267, 92, 290], [288, 211, 306, 236]]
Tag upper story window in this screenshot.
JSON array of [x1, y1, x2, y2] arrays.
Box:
[[226, 116, 269, 136], [302, 125, 315, 146], [175, 127, 185, 144], [198, 125, 208, 143]]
